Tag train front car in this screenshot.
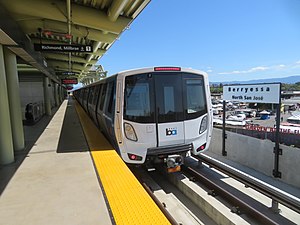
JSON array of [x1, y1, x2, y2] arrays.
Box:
[[115, 67, 212, 171]]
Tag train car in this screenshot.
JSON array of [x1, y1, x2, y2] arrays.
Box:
[[73, 67, 213, 170]]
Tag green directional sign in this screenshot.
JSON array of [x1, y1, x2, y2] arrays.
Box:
[[34, 44, 93, 53]]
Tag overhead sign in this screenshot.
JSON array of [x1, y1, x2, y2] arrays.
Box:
[[223, 83, 281, 104], [61, 78, 78, 85], [61, 71, 77, 76], [34, 44, 93, 53], [66, 86, 73, 90]]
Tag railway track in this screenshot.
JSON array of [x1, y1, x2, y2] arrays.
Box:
[[131, 166, 217, 225], [181, 165, 280, 225], [131, 154, 300, 225], [193, 153, 300, 214]]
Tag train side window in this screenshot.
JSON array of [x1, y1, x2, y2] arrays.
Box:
[[99, 83, 107, 111], [88, 87, 94, 104], [93, 85, 100, 105], [107, 81, 116, 114], [97, 84, 103, 111], [82, 89, 86, 102], [85, 88, 89, 101]]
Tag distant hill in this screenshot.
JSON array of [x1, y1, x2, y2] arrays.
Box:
[[211, 75, 300, 85]]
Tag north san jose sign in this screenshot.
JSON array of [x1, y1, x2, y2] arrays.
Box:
[[223, 83, 281, 104]]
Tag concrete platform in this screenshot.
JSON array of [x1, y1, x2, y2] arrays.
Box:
[[0, 98, 112, 225]]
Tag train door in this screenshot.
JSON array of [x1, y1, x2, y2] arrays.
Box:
[[154, 74, 185, 147]]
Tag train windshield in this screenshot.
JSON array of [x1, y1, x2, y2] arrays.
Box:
[[124, 74, 155, 123], [124, 72, 207, 123], [185, 76, 207, 120]]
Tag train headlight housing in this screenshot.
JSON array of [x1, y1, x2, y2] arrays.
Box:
[[124, 122, 138, 141], [199, 115, 208, 134]]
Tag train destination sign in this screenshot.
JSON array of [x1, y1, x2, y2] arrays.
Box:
[[223, 83, 281, 104], [61, 78, 78, 85], [34, 44, 93, 53]]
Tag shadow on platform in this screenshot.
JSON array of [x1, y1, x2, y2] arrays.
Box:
[[0, 105, 60, 195], [56, 98, 89, 153]]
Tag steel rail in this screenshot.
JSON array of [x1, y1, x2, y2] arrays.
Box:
[[193, 154, 300, 214], [181, 165, 280, 225]]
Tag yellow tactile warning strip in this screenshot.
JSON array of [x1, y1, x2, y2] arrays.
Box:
[[75, 101, 171, 225], [92, 151, 171, 225]]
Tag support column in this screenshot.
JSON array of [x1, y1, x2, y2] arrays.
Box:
[[54, 83, 59, 107], [0, 45, 14, 164], [43, 76, 51, 116], [64, 87, 67, 99], [59, 86, 63, 102], [62, 86, 66, 100], [4, 47, 25, 151], [57, 85, 61, 103]]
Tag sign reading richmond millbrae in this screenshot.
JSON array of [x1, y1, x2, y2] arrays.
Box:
[[34, 44, 93, 53], [223, 83, 281, 104]]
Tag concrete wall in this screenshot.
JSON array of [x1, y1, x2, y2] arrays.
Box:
[[19, 81, 44, 120], [209, 128, 300, 188]]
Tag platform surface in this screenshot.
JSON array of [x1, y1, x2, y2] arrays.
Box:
[[75, 99, 171, 225], [0, 98, 112, 225]]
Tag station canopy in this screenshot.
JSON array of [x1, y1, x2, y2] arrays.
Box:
[[0, 0, 150, 83]]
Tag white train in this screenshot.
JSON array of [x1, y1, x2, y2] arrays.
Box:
[[74, 67, 213, 170]]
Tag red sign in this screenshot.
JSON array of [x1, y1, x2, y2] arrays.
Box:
[[61, 78, 78, 84], [245, 124, 300, 135]]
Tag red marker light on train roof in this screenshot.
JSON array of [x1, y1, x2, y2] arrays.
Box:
[[154, 67, 181, 71]]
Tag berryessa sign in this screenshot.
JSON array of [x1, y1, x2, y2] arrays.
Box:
[[223, 83, 281, 104]]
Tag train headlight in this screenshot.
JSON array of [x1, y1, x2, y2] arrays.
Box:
[[124, 122, 138, 141], [199, 115, 208, 134]]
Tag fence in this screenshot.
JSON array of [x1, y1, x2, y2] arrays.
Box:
[[214, 125, 300, 148]]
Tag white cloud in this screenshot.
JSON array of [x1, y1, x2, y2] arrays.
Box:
[[207, 69, 213, 73], [274, 64, 286, 70], [218, 66, 269, 75], [217, 60, 300, 76], [249, 66, 269, 72]]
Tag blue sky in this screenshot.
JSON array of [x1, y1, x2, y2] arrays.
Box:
[[97, 0, 300, 82]]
